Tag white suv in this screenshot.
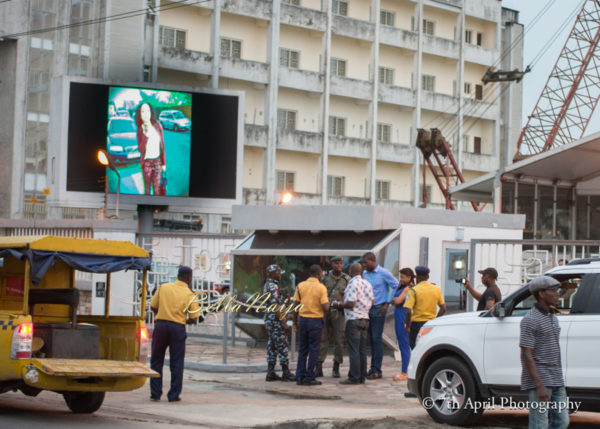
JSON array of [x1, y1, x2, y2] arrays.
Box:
[[407, 259, 600, 425]]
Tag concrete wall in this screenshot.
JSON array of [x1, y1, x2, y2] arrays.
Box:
[[331, 35, 371, 81], [380, 0, 414, 31], [280, 25, 322, 72], [107, 0, 145, 81], [243, 146, 264, 189], [377, 103, 412, 144], [275, 149, 320, 194], [0, 40, 18, 218], [378, 45, 413, 88], [422, 53, 457, 96], [423, 5, 458, 40], [329, 96, 370, 139], [328, 156, 368, 198], [278, 88, 321, 132], [375, 161, 412, 201], [220, 12, 268, 63]]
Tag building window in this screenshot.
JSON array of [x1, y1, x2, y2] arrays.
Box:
[[220, 216, 232, 233], [422, 74, 435, 92], [477, 32, 483, 46], [378, 67, 394, 85], [473, 136, 482, 154], [220, 38, 241, 58], [475, 84, 483, 100], [332, 0, 348, 16], [277, 109, 297, 131], [464, 82, 472, 95], [280, 48, 299, 68], [377, 123, 391, 142], [282, 0, 300, 5], [331, 58, 346, 77], [376, 180, 390, 200], [327, 175, 345, 197], [276, 171, 295, 192], [380, 10, 395, 26], [159, 26, 186, 49], [423, 19, 435, 35], [413, 18, 435, 35], [329, 116, 346, 137], [465, 29, 472, 44], [143, 65, 152, 82]]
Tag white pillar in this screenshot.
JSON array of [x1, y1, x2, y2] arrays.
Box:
[[210, 0, 221, 89], [320, 0, 333, 204], [368, 0, 381, 205], [411, 0, 423, 207]]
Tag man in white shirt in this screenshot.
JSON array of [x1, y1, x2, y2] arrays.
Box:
[[331, 263, 374, 385]]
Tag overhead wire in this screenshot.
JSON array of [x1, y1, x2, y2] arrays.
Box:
[[1, 0, 207, 39]]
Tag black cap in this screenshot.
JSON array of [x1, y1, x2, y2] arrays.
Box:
[[478, 267, 498, 279], [178, 266, 193, 277], [415, 266, 430, 276]]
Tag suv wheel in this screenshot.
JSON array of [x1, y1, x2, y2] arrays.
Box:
[[421, 356, 479, 425]]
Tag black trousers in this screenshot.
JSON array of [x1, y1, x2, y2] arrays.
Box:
[[345, 319, 369, 382], [409, 321, 427, 349], [150, 320, 186, 401]]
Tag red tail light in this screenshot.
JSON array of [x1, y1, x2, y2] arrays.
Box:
[[11, 322, 33, 359], [138, 325, 149, 363]]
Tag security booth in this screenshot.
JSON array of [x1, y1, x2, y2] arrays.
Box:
[[230, 205, 525, 341]]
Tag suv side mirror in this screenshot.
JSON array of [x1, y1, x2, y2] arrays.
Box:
[[492, 302, 505, 318]]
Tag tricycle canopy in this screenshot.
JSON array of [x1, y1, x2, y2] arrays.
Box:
[[0, 236, 151, 285]]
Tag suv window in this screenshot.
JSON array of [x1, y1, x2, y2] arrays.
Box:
[[511, 275, 583, 316]]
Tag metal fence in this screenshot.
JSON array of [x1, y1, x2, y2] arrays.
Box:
[[468, 239, 600, 311]]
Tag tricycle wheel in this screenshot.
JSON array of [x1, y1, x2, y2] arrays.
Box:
[[63, 391, 105, 413]]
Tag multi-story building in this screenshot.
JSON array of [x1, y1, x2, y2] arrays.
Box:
[[0, 0, 523, 232]]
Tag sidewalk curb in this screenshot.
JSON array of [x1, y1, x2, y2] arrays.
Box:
[[158, 358, 267, 373]]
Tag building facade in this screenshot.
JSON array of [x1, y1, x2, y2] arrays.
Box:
[[0, 0, 523, 232]]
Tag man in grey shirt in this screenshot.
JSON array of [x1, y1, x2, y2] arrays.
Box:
[[519, 276, 569, 429]]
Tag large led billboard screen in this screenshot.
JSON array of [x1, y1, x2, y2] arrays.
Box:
[[66, 81, 239, 201]]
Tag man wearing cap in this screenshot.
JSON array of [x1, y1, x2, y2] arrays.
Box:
[[317, 256, 350, 378], [404, 266, 446, 349], [263, 264, 296, 382], [464, 267, 502, 311], [293, 264, 329, 385], [149, 266, 200, 402], [361, 252, 399, 380], [520, 276, 569, 429]]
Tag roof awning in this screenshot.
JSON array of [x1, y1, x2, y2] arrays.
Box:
[[232, 229, 401, 256], [451, 131, 600, 202]]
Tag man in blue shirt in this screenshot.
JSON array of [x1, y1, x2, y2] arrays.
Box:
[[361, 252, 398, 379]]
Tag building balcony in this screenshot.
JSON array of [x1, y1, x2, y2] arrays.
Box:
[[327, 195, 370, 205], [280, 3, 326, 31], [376, 141, 414, 163], [462, 152, 498, 173], [378, 84, 414, 107], [423, 35, 459, 59], [332, 15, 374, 41], [245, 124, 268, 148], [279, 67, 323, 93], [220, 56, 269, 84], [220, 0, 271, 20], [463, 97, 498, 120], [330, 75, 372, 100], [243, 187, 266, 205], [328, 135, 371, 159], [379, 26, 418, 50], [277, 129, 322, 153], [464, 44, 496, 66], [290, 192, 322, 205], [158, 46, 212, 75], [421, 91, 458, 114]]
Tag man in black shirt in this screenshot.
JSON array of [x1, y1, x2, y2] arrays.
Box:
[[463, 267, 502, 311]]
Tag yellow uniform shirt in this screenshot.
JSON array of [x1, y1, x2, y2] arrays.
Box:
[[403, 280, 445, 322], [293, 277, 329, 318], [150, 280, 200, 325]]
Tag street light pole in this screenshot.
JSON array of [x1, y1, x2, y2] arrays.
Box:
[[98, 150, 121, 219]]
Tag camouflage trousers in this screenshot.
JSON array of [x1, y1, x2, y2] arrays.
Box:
[[265, 316, 289, 365]]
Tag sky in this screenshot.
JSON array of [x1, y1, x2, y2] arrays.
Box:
[[500, 0, 600, 135]]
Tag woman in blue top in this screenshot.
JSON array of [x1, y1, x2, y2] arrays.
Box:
[[392, 267, 415, 381]]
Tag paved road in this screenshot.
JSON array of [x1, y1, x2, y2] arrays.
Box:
[[1, 368, 599, 428]]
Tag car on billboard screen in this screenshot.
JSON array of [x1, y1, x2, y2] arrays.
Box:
[[106, 117, 141, 163], [158, 109, 191, 132]]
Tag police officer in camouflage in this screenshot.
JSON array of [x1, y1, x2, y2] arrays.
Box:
[[317, 256, 350, 378], [263, 264, 296, 382]]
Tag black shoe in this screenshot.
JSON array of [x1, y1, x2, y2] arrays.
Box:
[[303, 379, 322, 386], [150, 396, 160, 401], [296, 378, 304, 386], [366, 372, 382, 380], [316, 362, 324, 378], [266, 363, 282, 381], [332, 361, 340, 378], [168, 397, 181, 402], [339, 379, 361, 385], [281, 364, 296, 382]]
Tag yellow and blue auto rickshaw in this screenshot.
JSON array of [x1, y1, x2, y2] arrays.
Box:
[[0, 236, 158, 413]]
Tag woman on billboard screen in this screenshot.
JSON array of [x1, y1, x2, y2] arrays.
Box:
[[135, 102, 166, 195]]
